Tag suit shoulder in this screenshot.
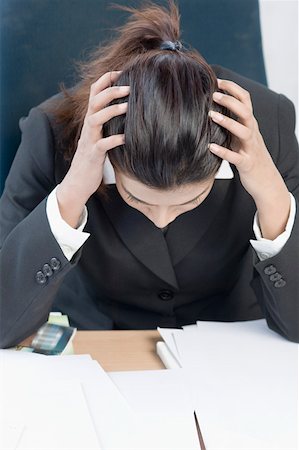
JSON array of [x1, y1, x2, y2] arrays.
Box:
[[209, 65, 298, 164], [33, 83, 80, 128], [21, 88, 77, 184], [210, 64, 297, 128], [210, 64, 280, 104]]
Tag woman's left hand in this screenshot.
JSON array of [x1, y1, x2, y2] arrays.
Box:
[[209, 78, 291, 240]]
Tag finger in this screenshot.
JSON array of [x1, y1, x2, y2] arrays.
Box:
[[212, 92, 253, 126], [209, 143, 242, 166], [209, 110, 251, 141], [216, 79, 253, 112], [95, 134, 125, 153], [89, 71, 123, 98], [87, 102, 128, 127], [88, 85, 130, 115]]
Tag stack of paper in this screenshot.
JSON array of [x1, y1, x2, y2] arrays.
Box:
[[158, 319, 299, 450], [0, 351, 126, 450], [3, 318, 296, 450], [0, 350, 200, 450]]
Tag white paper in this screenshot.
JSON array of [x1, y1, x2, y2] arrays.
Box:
[[109, 368, 193, 413], [182, 324, 198, 332], [107, 368, 200, 449], [173, 319, 298, 449], [0, 349, 202, 450], [3, 378, 101, 450], [156, 341, 180, 369], [95, 407, 200, 450], [0, 351, 131, 450], [157, 327, 182, 364], [0, 419, 25, 450]]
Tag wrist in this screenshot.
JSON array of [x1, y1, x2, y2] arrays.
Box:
[[245, 160, 283, 201], [56, 183, 88, 228], [253, 175, 289, 212], [255, 186, 291, 240]]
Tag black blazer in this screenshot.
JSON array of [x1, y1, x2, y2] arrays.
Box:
[[0, 64, 299, 348]]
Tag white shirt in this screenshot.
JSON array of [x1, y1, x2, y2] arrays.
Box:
[[46, 159, 297, 262]]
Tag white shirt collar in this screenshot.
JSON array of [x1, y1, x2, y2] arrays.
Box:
[[103, 155, 234, 185]]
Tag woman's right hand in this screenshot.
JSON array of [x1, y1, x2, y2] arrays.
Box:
[[56, 71, 129, 228]]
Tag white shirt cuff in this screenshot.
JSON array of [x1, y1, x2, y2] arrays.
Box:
[[46, 185, 90, 261], [250, 192, 296, 261]]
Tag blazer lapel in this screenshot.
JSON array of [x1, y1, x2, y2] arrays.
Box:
[[165, 177, 235, 266], [101, 186, 179, 290]]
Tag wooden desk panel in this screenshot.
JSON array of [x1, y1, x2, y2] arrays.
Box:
[[21, 330, 165, 371], [73, 330, 165, 371]]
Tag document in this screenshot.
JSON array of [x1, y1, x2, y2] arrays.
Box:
[[157, 327, 182, 364], [109, 368, 193, 413], [0, 350, 201, 450], [158, 319, 299, 450], [3, 379, 101, 450], [0, 351, 128, 450], [108, 369, 200, 449]]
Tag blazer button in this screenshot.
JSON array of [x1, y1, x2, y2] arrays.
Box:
[[158, 290, 174, 301], [274, 279, 286, 288], [36, 271, 47, 285], [42, 264, 53, 277], [264, 265, 277, 275], [50, 257, 61, 271], [269, 272, 282, 282]]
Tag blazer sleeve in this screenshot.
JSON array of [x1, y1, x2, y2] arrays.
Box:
[[250, 93, 299, 342], [0, 106, 82, 348]]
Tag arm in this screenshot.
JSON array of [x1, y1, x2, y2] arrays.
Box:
[[46, 186, 90, 261], [0, 71, 130, 348], [250, 192, 296, 261], [210, 85, 299, 342], [0, 107, 82, 348], [250, 94, 299, 342]]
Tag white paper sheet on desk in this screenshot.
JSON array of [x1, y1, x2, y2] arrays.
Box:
[[0, 351, 131, 450], [173, 319, 299, 449], [2, 378, 101, 450], [0, 351, 129, 408], [1, 419, 25, 450], [109, 368, 193, 413], [107, 369, 200, 449], [101, 410, 200, 450], [157, 327, 182, 364], [0, 350, 201, 450]]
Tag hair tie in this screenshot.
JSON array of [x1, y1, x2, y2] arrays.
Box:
[[160, 40, 184, 51]]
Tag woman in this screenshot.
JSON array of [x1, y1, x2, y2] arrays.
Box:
[[0, 0, 298, 348]]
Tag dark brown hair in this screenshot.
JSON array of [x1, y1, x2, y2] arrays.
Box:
[[47, 0, 231, 193]]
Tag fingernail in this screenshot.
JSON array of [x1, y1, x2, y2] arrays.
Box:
[[209, 143, 219, 152], [213, 92, 223, 100], [209, 111, 224, 122]]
